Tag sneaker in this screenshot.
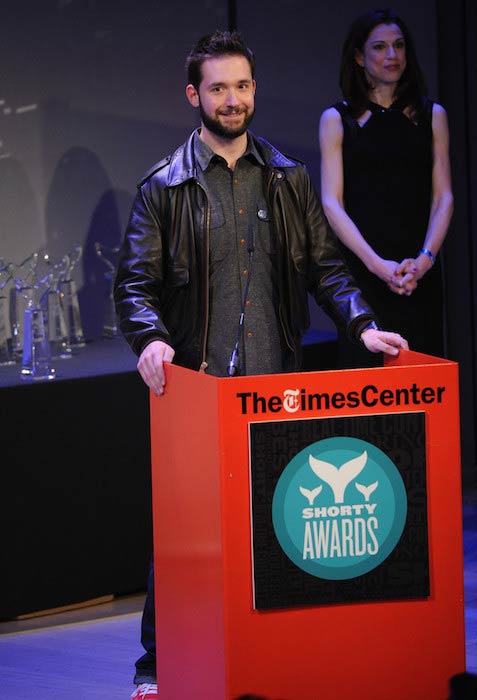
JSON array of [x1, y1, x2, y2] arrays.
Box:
[[130, 683, 158, 699]]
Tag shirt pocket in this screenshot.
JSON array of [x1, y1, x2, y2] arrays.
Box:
[[209, 201, 230, 262]]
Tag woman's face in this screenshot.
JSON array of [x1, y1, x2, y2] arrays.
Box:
[[355, 22, 406, 89]]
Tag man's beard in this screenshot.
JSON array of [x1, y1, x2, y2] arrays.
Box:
[[199, 101, 255, 139]]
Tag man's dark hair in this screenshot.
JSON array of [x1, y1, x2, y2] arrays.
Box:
[[339, 8, 427, 119], [186, 30, 255, 89]]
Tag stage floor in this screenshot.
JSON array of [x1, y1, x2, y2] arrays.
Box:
[[0, 494, 476, 699]]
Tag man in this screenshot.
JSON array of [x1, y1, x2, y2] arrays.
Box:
[[114, 30, 407, 700]]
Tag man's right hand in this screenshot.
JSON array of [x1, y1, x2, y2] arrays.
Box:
[[137, 340, 175, 396]]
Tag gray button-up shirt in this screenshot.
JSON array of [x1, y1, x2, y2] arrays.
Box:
[[194, 132, 289, 377]]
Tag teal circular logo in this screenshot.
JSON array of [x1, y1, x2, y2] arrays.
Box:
[[272, 437, 407, 580]]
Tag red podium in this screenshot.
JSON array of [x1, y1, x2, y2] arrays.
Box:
[[149, 350, 465, 700]]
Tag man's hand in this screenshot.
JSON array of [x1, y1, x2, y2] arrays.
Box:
[[137, 340, 175, 396], [360, 329, 409, 356]]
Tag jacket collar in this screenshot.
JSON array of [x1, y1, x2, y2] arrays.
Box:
[[166, 129, 297, 187], [193, 130, 265, 171]]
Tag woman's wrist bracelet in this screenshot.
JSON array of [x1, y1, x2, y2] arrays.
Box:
[[420, 248, 435, 266]]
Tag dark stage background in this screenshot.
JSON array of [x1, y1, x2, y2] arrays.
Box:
[[1, 0, 475, 616]]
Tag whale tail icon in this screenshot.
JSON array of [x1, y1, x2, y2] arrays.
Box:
[[299, 485, 323, 505], [308, 451, 368, 503], [355, 481, 378, 502]]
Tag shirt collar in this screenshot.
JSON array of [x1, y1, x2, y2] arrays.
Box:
[[193, 129, 265, 172]]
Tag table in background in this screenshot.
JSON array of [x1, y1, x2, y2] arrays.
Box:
[[0, 331, 337, 619]]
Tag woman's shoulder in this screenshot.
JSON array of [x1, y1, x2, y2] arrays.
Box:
[[323, 100, 350, 117], [411, 98, 449, 136], [417, 97, 449, 123], [320, 101, 362, 143], [319, 104, 344, 142], [431, 101, 446, 117], [320, 101, 355, 127], [429, 101, 450, 138], [320, 104, 341, 121]]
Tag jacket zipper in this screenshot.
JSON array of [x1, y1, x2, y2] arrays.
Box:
[[267, 169, 295, 354], [197, 180, 210, 372]]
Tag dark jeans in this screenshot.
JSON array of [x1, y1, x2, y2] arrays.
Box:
[[134, 560, 156, 684]]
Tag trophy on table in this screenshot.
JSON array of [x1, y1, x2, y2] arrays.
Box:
[[20, 274, 56, 381], [41, 258, 72, 360], [59, 245, 86, 348], [0, 264, 15, 365], [10, 252, 39, 360], [95, 242, 120, 338]]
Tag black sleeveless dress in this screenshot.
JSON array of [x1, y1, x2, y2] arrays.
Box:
[[332, 100, 444, 368]]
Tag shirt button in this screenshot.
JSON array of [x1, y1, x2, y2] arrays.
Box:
[[245, 300, 251, 307], [240, 238, 246, 245], [243, 269, 248, 276], [247, 331, 253, 338], [238, 208, 244, 215], [234, 178, 239, 185]]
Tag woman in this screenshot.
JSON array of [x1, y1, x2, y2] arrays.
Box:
[[319, 8, 453, 368]]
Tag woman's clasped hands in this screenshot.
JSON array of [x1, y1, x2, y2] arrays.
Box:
[[387, 255, 432, 296]]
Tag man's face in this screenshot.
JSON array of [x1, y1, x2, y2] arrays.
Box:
[[186, 54, 256, 139]]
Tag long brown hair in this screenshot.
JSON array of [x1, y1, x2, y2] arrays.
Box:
[[339, 8, 427, 119]]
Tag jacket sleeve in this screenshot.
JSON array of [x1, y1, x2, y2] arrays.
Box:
[[302, 167, 380, 343], [114, 180, 172, 356]]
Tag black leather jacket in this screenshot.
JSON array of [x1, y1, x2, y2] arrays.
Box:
[[114, 131, 377, 370]]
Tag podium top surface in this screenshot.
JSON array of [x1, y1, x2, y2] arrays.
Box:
[[161, 349, 456, 385]]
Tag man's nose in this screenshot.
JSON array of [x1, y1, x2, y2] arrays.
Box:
[[225, 89, 240, 105]]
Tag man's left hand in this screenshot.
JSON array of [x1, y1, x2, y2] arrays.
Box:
[[361, 329, 409, 356]]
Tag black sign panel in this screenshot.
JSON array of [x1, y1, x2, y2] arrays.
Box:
[[249, 412, 429, 610]]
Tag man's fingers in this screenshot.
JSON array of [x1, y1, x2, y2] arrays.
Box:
[[162, 346, 175, 363], [361, 329, 409, 355], [378, 332, 409, 353], [138, 355, 165, 395], [137, 341, 175, 396]]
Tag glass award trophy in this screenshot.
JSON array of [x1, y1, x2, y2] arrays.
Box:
[[59, 245, 86, 348], [21, 277, 55, 381], [10, 253, 39, 360], [95, 242, 120, 338], [0, 265, 14, 365], [42, 263, 72, 360]]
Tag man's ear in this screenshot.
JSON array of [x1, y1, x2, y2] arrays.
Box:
[[186, 84, 200, 107]]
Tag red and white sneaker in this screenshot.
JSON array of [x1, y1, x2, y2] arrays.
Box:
[[130, 683, 158, 699]]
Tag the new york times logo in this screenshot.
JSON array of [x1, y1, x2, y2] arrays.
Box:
[[237, 384, 445, 415], [272, 437, 407, 580]]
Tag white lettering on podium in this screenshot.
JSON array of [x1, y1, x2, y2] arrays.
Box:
[[302, 517, 379, 559]]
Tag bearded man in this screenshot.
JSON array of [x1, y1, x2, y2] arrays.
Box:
[[114, 30, 407, 700]]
